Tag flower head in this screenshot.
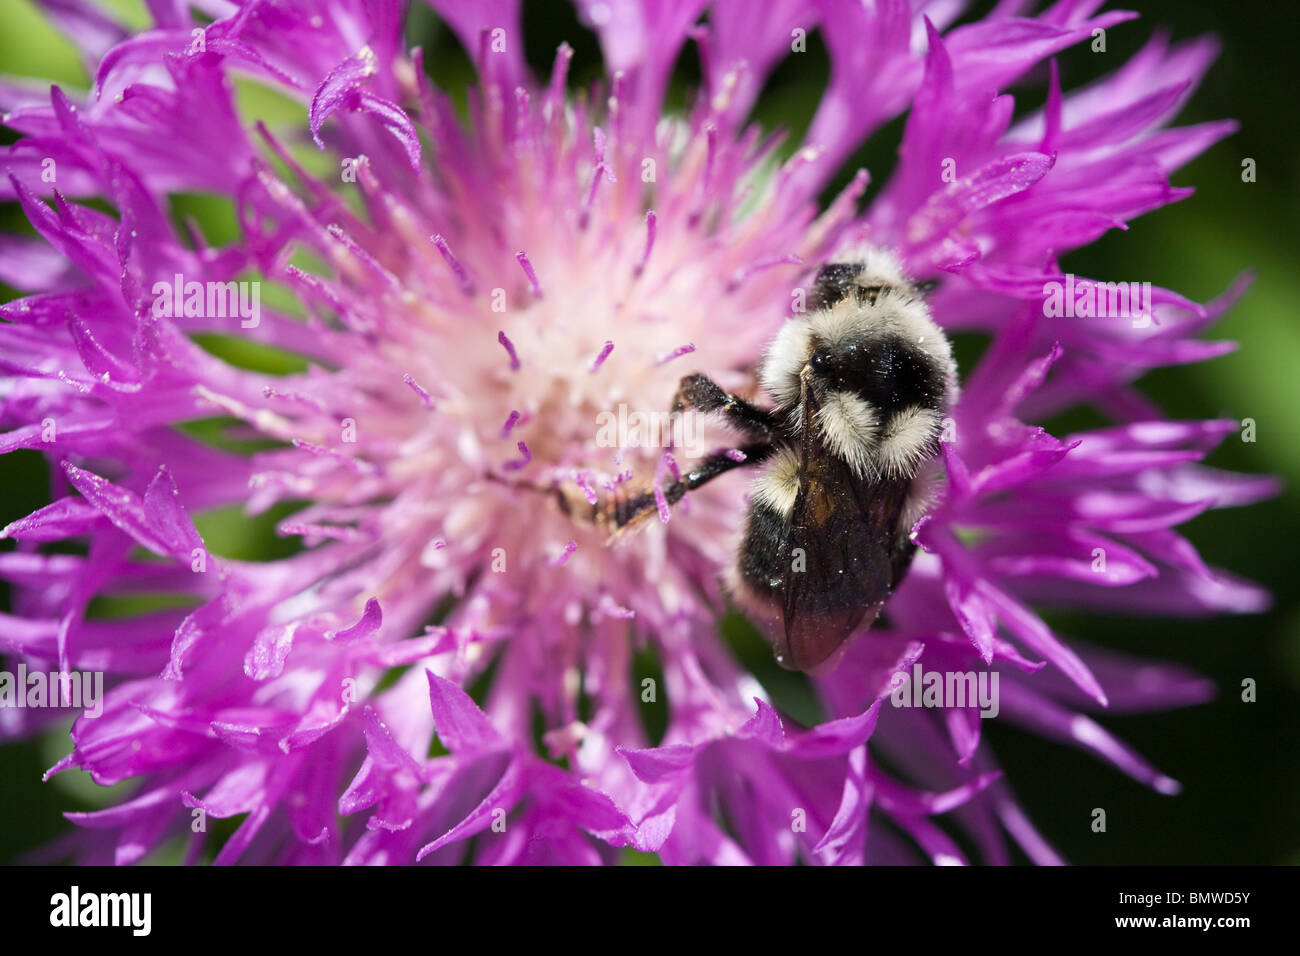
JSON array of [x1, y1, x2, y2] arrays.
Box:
[[0, 0, 1274, 865]]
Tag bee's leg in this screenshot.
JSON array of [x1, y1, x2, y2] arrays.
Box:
[[671, 373, 777, 441], [484, 471, 591, 522], [608, 441, 774, 529]]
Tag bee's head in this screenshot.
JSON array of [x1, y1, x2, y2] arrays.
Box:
[[806, 254, 909, 311]]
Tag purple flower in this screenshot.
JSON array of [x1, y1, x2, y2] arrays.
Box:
[[0, 0, 1274, 865]]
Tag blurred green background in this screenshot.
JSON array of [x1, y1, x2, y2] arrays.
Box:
[[0, 0, 1297, 864]]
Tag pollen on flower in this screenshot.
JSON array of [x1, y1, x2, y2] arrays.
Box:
[[635, 210, 657, 276], [264, 385, 329, 412], [572, 471, 599, 505], [655, 343, 696, 365], [497, 330, 522, 370], [503, 440, 532, 472], [403, 373, 436, 409], [515, 251, 543, 297], [589, 340, 615, 372], [549, 541, 578, 567], [292, 438, 379, 475], [431, 233, 474, 294]]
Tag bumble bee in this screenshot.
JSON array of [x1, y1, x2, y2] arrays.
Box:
[[515, 247, 957, 674], [727, 249, 956, 673]]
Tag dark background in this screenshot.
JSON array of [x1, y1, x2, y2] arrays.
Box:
[[1, 0, 1296, 864]]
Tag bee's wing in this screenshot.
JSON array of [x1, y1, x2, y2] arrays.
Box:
[[779, 391, 912, 674]]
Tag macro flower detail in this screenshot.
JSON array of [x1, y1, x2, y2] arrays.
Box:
[[0, 0, 1275, 865]]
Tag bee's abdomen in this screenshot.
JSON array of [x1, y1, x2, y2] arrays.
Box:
[[738, 501, 789, 599]]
